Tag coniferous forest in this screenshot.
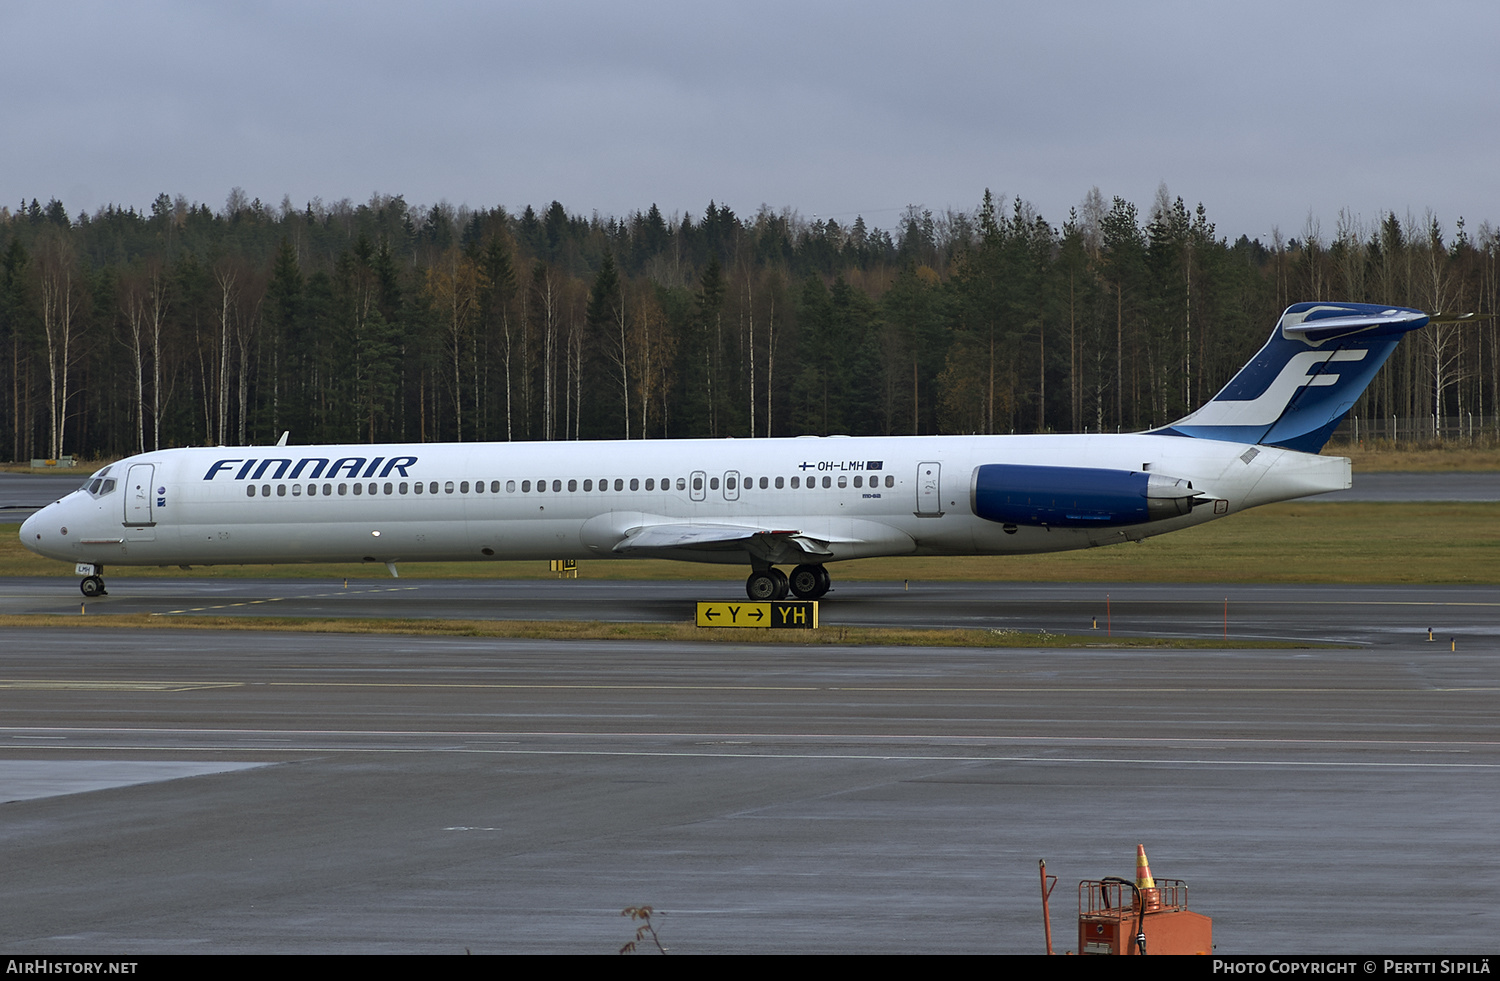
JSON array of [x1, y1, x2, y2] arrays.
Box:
[[1, 187, 1497, 463]]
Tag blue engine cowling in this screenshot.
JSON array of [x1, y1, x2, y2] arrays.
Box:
[[970, 464, 1202, 528]]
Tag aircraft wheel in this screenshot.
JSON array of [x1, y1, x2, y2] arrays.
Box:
[[789, 564, 821, 599], [790, 564, 830, 599], [746, 569, 788, 601], [79, 576, 105, 598]]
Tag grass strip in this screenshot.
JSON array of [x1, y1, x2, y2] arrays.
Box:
[[0, 613, 1343, 649]]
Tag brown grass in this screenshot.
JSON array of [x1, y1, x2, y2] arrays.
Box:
[[1325, 441, 1500, 472], [0, 613, 1335, 649]]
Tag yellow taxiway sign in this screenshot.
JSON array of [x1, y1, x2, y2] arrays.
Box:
[[695, 600, 819, 629]]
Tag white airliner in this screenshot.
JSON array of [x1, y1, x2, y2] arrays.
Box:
[[21, 302, 1431, 600]]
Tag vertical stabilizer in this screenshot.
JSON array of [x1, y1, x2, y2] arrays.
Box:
[[1156, 302, 1428, 452]]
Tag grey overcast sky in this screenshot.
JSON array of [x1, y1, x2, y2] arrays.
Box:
[[4, 0, 1497, 243]]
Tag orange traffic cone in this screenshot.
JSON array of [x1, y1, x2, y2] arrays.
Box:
[[1136, 843, 1162, 911]]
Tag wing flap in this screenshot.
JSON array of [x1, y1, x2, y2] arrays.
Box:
[[613, 523, 833, 557]]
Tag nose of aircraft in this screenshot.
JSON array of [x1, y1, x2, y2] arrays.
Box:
[[19, 502, 62, 558], [19, 508, 42, 554]]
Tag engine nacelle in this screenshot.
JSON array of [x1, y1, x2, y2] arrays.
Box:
[[970, 464, 1203, 528]]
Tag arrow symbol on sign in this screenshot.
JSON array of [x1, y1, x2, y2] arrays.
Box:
[[748, 607, 764, 622]]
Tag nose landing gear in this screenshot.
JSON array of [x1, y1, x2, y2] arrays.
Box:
[[78, 564, 107, 597]]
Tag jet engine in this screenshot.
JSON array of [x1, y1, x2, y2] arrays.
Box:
[[970, 464, 1207, 528]]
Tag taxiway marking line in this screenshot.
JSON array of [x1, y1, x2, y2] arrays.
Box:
[[1, 726, 1495, 750], [158, 585, 420, 614], [1, 679, 1496, 694], [0, 681, 241, 691], [0, 740, 1495, 769]]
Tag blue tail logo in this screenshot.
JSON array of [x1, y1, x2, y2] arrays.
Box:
[[1157, 302, 1429, 452]]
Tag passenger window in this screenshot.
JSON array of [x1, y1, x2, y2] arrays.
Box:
[[292, 484, 302, 496], [676, 478, 685, 490], [775, 476, 784, 489], [399, 482, 407, 494], [760, 477, 769, 489], [445, 481, 455, 494], [460, 481, 469, 493], [552, 480, 562, 492], [522, 480, 531, 492], [506, 480, 516, 492], [338, 484, 348, 496], [475, 481, 484, 493], [886, 475, 894, 488], [854, 476, 862, 488], [277, 484, 287, 496], [584, 479, 593, 492], [629, 478, 639, 491], [822, 476, 831, 488], [613, 478, 623, 491], [368, 483, 377, 495], [568, 479, 577, 492], [384, 482, 393, 495], [710, 477, 719, 490], [645, 478, 654, 491], [307, 484, 316, 496], [262, 484, 272, 497], [414, 481, 423, 494], [726, 477, 736, 491], [246, 486, 255, 498], [791, 476, 800, 488], [353, 483, 362, 496], [324, 483, 333, 496], [838, 476, 847, 488]]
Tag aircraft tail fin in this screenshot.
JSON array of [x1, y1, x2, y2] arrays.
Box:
[[1155, 302, 1429, 453]]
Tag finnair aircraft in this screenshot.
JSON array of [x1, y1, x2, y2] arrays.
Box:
[[21, 302, 1430, 600]]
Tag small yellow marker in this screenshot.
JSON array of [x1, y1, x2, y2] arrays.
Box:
[[1428, 627, 1434, 642], [81, 602, 85, 616]]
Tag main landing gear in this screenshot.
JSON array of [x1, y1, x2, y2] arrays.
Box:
[[745, 563, 831, 601]]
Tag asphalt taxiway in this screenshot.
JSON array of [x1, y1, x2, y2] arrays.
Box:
[[2, 575, 1495, 649], [0, 576, 1497, 954]]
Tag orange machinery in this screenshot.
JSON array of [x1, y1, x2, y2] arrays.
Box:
[[1041, 845, 1212, 955]]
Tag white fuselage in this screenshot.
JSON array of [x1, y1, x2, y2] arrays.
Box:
[[20, 433, 1348, 573]]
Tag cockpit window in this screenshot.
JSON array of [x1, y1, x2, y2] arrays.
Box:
[[81, 466, 114, 495], [84, 476, 117, 498]]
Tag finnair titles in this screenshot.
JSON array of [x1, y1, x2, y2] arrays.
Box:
[[21, 302, 1432, 601]]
